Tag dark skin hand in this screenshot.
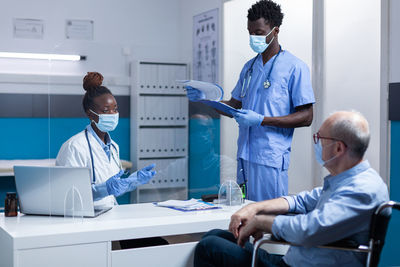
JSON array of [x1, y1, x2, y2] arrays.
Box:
[[217, 18, 313, 128], [86, 93, 118, 144]]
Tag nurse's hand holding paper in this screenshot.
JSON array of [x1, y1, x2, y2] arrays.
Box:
[[185, 86, 206, 102], [178, 80, 223, 102]]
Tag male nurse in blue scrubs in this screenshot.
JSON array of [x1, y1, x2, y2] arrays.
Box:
[[186, 0, 315, 201]]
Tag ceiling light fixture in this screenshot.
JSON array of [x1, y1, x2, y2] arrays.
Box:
[[0, 52, 86, 61]]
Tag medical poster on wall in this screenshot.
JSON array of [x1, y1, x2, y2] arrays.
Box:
[[193, 8, 219, 83]]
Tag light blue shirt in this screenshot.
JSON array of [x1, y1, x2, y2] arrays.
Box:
[[87, 124, 112, 160], [271, 160, 389, 266], [231, 51, 315, 168]]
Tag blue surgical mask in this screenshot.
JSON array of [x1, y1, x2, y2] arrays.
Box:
[[90, 109, 119, 132], [313, 142, 338, 166], [249, 27, 275, 53]]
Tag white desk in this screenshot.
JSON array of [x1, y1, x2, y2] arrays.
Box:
[[0, 202, 247, 267]]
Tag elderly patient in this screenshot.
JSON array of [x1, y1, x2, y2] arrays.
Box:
[[194, 111, 389, 267]]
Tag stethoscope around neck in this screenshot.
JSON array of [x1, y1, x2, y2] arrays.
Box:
[[240, 45, 282, 98], [85, 128, 122, 184]]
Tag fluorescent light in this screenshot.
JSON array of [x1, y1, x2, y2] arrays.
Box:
[[0, 52, 86, 61]]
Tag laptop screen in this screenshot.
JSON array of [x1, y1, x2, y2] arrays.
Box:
[[14, 166, 97, 217]]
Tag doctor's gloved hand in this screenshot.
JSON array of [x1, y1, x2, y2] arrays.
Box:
[[105, 164, 156, 197], [127, 163, 156, 187], [92, 170, 125, 200], [233, 109, 264, 127], [185, 86, 206, 102]]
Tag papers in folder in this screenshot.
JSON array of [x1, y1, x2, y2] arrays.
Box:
[[155, 198, 221, 212], [177, 79, 223, 101], [177, 79, 244, 116]]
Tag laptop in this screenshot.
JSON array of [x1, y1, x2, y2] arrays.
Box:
[[14, 166, 112, 218]]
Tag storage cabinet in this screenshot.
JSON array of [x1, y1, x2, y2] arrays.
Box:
[[16, 242, 108, 267], [130, 61, 189, 203]]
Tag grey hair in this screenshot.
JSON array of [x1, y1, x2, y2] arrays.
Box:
[[329, 110, 370, 159]]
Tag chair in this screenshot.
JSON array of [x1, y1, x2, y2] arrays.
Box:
[[251, 200, 400, 267]]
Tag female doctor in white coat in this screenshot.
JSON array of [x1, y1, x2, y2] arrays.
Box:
[[56, 72, 156, 207]]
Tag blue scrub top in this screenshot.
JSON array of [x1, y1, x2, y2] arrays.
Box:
[[231, 50, 315, 169]]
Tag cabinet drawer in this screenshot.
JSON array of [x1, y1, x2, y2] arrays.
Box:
[[17, 242, 108, 267], [111, 242, 196, 267]]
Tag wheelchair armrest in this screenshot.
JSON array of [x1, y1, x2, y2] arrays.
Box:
[[325, 239, 360, 249]]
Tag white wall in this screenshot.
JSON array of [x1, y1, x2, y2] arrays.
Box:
[[0, 0, 183, 77], [389, 0, 400, 83], [223, 0, 314, 194], [324, 0, 381, 174]]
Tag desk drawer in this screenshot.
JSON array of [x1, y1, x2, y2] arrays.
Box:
[[16, 242, 108, 267], [111, 241, 197, 267]]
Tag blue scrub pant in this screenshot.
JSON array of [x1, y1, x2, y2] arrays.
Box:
[[237, 159, 288, 201], [194, 229, 288, 267]]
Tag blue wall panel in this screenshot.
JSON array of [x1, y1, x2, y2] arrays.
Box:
[[188, 118, 221, 199], [0, 118, 130, 160], [379, 121, 400, 266]]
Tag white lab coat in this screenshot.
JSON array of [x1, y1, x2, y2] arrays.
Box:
[[56, 129, 120, 207]]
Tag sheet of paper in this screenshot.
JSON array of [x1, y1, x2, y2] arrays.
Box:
[[156, 198, 220, 211], [177, 79, 223, 101], [157, 198, 200, 208]]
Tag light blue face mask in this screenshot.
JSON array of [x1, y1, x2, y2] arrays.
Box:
[[90, 109, 119, 132], [249, 27, 275, 53], [313, 141, 338, 166]]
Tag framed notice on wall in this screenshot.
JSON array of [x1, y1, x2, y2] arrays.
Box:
[[66, 19, 94, 40], [13, 19, 44, 39], [193, 8, 219, 83]]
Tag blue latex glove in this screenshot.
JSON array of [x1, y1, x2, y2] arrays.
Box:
[[106, 164, 156, 197], [126, 163, 157, 190], [185, 86, 206, 102], [92, 170, 124, 201], [233, 109, 264, 127]]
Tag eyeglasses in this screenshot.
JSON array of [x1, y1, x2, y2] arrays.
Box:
[[313, 132, 347, 147]]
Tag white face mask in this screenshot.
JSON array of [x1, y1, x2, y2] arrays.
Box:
[[249, 27, 275, 53], [90, 109, 119, 132]]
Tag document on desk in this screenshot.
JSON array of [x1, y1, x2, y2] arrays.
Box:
[[155, 198, 221, 212]]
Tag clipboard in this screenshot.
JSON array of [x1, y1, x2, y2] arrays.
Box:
[[198, 100, 245, 116]]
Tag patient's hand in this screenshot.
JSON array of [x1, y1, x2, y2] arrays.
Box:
[[237, 215, 276, 247], [229, 203, 258, 238]]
